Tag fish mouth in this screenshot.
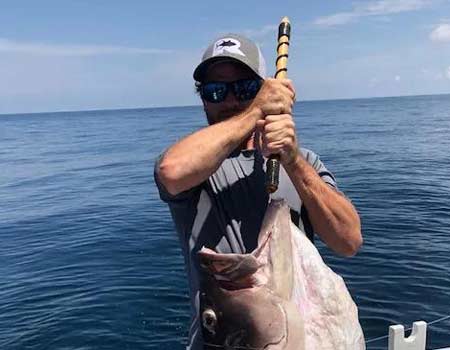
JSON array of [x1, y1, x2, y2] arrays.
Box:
[[198, 232, 273, 290], [214, 278, 256, 291]]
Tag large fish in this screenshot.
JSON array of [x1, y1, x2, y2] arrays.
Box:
[[198, 199, 365, 349]]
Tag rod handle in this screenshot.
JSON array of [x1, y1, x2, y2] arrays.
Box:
[[265, 17, 291, 194]]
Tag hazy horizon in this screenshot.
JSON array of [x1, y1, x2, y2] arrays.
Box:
[[2, 92, 449, 117]]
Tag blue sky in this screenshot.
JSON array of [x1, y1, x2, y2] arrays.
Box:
[[1, 0, 450, 114]]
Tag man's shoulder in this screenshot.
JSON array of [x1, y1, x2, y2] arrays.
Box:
[[299, 147, 326, 170], [299, 147, 318, 160]]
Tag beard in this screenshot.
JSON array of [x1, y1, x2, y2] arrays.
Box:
[[204, 105, 259, 151], [205, 107, 246, 125]]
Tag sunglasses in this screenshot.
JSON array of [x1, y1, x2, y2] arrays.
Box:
[[200, 79, 263, 103]]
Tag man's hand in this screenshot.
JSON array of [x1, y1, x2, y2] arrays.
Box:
[[256, 113, 299, 165], [252, 78, 298, 165], [249, 78, 296, 118]]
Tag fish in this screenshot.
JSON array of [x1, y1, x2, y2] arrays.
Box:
[[198, 199, 365, 350], [217, 40, 237, 48]]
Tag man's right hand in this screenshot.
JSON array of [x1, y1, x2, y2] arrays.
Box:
[[250, 78, 296, 118]]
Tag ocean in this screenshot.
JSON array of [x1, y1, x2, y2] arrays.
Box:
[[1, 94, 449, 349]]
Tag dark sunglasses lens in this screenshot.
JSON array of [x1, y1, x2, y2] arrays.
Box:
[[201, 83, 228, 103], [233, 80, 261, 101]]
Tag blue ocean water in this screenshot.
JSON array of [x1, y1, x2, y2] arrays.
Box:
[[1, 94, 449, 350]]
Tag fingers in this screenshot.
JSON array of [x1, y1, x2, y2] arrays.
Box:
[[259, 115, 295, 149], [283, 80, 297, 103], [266, 78, 296, 99], [263, 114, 295, 132], [258, 113, 299, 164], [262, 125, 296, 151], [278, 78, 296, 95], [252, 79, 296, 117]]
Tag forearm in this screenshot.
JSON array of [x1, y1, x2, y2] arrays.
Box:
[[157, 109, 260, 195], [284, 154, 362, 256]]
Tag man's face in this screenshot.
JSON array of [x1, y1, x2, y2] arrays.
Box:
[[201, 61, 257, 125]]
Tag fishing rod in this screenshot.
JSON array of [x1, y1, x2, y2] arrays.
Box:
[[265, 16, 291, 194]]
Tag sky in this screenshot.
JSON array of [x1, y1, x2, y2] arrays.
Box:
[[1, 0, 450, 114]]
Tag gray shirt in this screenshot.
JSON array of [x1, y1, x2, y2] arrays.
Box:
[[154, 148, 337, 349]]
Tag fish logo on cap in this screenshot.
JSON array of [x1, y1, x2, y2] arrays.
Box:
[[212, 38, 245, 57]]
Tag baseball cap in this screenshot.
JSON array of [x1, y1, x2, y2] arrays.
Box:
[[193, 33, 267, 82]]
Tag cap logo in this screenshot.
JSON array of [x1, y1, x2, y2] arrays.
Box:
[[212, 38, 245, 57]]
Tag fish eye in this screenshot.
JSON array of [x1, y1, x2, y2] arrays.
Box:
[[202, 308, 217, 335]]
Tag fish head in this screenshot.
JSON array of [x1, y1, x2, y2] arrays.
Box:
[[197, 201, 305, 349], [198, 240, 303, 350]]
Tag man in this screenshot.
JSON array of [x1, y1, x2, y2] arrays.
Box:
[[154, 34, 362, 349]]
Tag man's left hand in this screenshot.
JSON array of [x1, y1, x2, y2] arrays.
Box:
[[255, 113, 299, 166]]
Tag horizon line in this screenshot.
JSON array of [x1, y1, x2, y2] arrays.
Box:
[[1, 92, 449, 117]]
